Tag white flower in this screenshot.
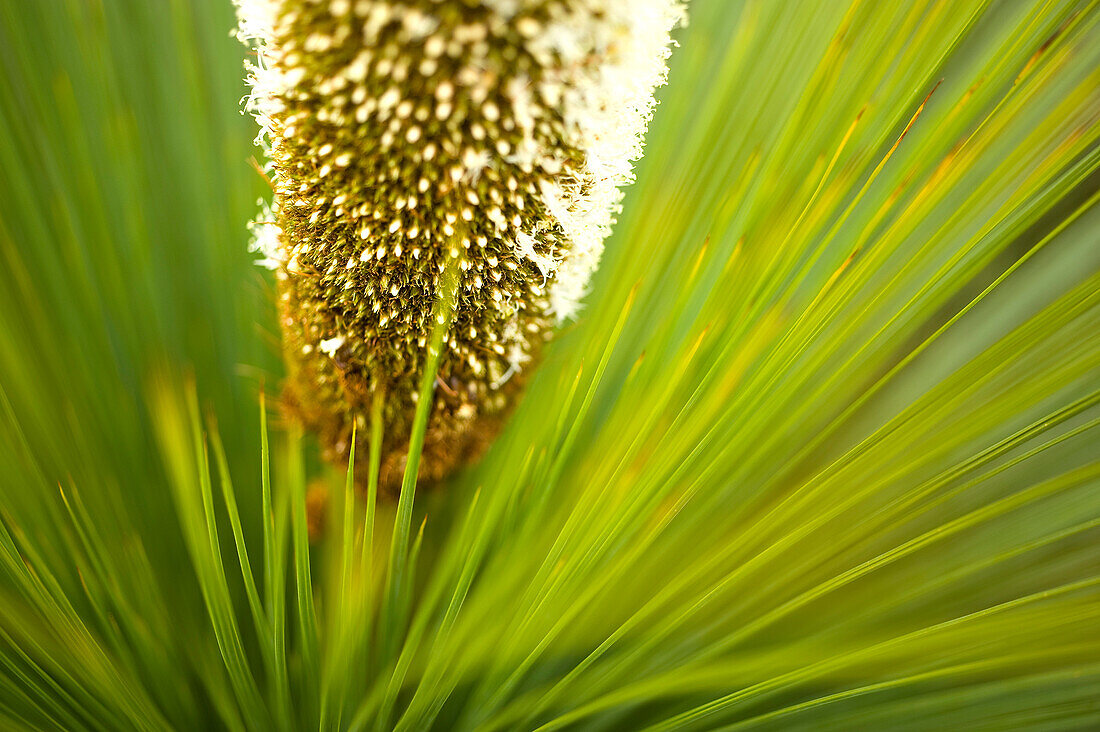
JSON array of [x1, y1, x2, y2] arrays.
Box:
[[231, 0, 685, 485], [246, 197, 283, 270], [319, 335, 346, 357]]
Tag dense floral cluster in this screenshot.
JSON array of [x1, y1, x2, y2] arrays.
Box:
[[236, 0, 683, 492]]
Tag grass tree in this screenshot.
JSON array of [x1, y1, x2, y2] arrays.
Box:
[[0, 0, 1098, 729]]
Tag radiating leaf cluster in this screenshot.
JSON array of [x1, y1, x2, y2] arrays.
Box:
[[0, 0, 1098, 730]]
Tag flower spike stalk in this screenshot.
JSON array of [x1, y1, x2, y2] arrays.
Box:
[[236, 0, 684, 493]]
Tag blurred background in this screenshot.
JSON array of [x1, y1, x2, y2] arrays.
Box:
[[1, 1, 1098, 730]]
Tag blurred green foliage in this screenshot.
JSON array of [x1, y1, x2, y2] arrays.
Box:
[[1, 0, 1099, 730]]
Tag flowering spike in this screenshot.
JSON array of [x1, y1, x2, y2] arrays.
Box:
[[236, 0, 684, 492]]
